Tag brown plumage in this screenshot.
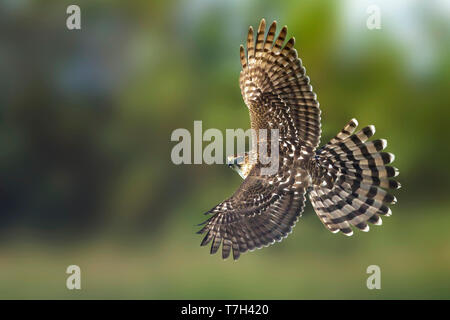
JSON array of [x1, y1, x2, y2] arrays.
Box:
[[197, 19, 400, 260]]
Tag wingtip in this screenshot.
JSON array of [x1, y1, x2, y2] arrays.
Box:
[[257, 19, 266, 32]]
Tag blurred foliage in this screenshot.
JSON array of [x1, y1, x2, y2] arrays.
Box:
[[0, 0, 449, 299]]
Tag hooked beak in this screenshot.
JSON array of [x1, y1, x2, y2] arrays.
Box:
[[226, 155, 244, 172], [226, 158, 237, 171], [227, 162, 236, 170], [226, 155, 235, 167]]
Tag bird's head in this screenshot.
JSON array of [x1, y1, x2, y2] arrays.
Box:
[[226, 153, 254, 179]]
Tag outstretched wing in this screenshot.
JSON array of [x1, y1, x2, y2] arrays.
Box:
[[197, 19, 318, 260], [197, 165, 307, 260], [239, 19, 321, 149]]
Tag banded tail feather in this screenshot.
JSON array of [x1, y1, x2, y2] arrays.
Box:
[[310, 119, 400, 235]]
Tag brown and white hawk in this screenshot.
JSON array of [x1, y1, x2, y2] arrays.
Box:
[[197, 19, 400, 260]]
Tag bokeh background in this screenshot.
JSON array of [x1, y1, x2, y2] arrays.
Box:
[[0, 0, 449, 299]]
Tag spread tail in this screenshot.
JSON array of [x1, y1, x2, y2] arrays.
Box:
[[309, 119, 400, 235]]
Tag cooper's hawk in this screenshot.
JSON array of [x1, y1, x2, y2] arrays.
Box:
[[197, 19, 400, 260]]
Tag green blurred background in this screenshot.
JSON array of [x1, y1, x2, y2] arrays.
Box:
[[0, 0, 449, 299]]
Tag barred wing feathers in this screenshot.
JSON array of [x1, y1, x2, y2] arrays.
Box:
[[197, 19, 319, 259], [239, 19, 321, 148], [198, 166, 306, 260]]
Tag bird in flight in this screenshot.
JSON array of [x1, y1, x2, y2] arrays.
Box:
[[197, 19, 400, 260]]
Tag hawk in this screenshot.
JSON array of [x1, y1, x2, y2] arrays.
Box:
[[197, 19, 400, 260]]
